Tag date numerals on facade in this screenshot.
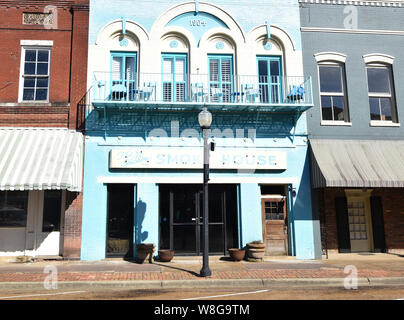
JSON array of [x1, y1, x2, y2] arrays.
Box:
[[189, 19, 206, 27]]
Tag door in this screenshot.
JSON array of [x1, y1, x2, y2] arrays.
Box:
[[162, 54, 187, 102], [257, 56, 282, 103], [159, 184, 238, 255], [110, 52, 137, 100], [106, 185, 134, 258], [208, 55, 233, 103], [347, 198, 373, 252], [261, 197, 288, 255], [28, 191, 64, 257]]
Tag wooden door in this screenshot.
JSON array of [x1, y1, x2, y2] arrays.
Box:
[[261, 197, 288, 255]]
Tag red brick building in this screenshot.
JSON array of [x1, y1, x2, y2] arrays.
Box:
[[0, 0, 88, 259]]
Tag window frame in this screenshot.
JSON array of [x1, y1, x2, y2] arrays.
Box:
[[317, 61, 350, 123], [18, 42, 53, 103], [365, 62, 398, 124]]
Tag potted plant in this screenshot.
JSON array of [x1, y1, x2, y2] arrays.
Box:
[[158, 249, 175, 262], [136, 243, 156, 264], [228, 248, 245, 261], [246, 241, 266, 260]]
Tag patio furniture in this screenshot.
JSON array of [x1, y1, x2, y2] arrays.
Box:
[[244, 84, 260, 103]]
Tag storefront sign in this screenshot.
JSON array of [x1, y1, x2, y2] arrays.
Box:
[[109, 147, 287, 170]]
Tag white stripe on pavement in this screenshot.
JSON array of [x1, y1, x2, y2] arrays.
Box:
[[0, 291, 86, 300], [181, 289, 270, 300]]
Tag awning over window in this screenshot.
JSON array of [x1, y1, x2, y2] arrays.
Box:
[[0, 128, 83, 192], [310, 139, 404, 188]]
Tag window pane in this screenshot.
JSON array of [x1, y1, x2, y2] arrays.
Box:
[[23, 89, 35, 100], [321, 95, 333, 120], [270, 60, 280, 77], [36, 63, 48, 75], [35, 89, 48, 100], [37, 50, 49, 62], [367, 67, 391, 94], [24, 62, 36, 75], [369, 97, 381, 120], [0, 191, 29, 228], [42, 191, 62, 232], [332, 96, 345, 121], [36, 78, 48, 88], [380, 98, 392, 121], [258, 60, 268, 79], [24, 78, 35, 88], [25, 50, 37, 62], [319, 66, 343, 93]]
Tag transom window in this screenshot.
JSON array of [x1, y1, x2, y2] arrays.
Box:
[[318, 63, 349, 122], [366, 64, 397, 123], [21, 47, 51, 101]]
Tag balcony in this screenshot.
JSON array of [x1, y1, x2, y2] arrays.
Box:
[[89, 72, 313, 114]]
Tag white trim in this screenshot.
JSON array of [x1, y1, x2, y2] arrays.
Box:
[[97, 176, 299, 185], [321, 120, 352, 126], [363, 53, 395, 65], [314, 52, 347, 63], [20, 40, 53, 47], [301, 27, 404, 36], [298, 0, 404, 7], [370, 120, 400, 127]]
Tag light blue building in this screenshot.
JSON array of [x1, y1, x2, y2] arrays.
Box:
[[80, 0, 322, 261]]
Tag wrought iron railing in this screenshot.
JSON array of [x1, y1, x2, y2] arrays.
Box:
[[91, 72, 313, 106]]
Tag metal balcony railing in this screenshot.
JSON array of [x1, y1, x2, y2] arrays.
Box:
[[91, 72, 313, 107]]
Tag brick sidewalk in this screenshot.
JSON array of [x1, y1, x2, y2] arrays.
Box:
[[0, 265, 403, 282]]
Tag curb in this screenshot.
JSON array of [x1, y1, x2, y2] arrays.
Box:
[[1, 277, 404, 291]]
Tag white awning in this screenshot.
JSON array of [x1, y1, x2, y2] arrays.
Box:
[[310, 139, 404, 188], [0, 128, 83, 192]]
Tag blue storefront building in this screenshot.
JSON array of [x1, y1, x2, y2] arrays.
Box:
[[80, 0, 322, 260]]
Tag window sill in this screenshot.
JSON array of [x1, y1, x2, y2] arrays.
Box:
[[321, 121, 352, 126], [370, 121, 400, 127]]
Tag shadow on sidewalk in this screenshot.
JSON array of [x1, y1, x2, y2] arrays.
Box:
[[151, 262, 201, 277]]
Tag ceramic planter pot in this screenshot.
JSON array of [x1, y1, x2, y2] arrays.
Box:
[[158, 249, 175, 262], [247, 248, 265, 260], [228, 248, 245, 261], [136, 243, 156, 264], [246, 242, 265, 250]]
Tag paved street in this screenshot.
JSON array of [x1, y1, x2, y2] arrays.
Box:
[[0, 286, 404, 300]]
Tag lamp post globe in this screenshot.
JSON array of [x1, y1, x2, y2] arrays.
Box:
[[198, 107, 212, 129]]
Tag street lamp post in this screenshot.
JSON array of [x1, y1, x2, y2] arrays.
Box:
[[198, 107, 212, 277]]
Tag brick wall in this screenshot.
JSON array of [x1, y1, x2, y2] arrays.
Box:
[[63, 192, 83, 259], [0, 1, 89, 129], [319, 188, 404, 254]]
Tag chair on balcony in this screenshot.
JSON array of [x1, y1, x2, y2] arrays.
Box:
[[286, 85, 305, 102], [110, 83, 127, 101], [142, 82, 156, 101], [210, 87, 223, 102], [244, 84, 260, 103], [191, 83, 208, 102]]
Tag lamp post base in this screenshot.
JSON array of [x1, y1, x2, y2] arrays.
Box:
[[200, 266, 212, 277]]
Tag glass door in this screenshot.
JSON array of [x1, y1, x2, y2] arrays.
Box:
[[257, 56, 282, 103], [159, 184, 238, 256], [106, 185, 134, 258], [110, 52, 137, 100], [162, 53, 187, 102], [208, 55, 233, 103]]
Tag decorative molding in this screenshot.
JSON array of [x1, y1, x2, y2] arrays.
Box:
[[363, 53, 395, 64], [301, 27, 404, 35], [20, 40, 53, 47], [299, 0, 404, 7], [314, 51, 347, 63]]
